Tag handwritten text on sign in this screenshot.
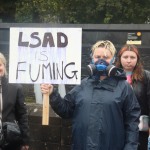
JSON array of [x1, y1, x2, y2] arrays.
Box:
[[9, 28, 82, 84]]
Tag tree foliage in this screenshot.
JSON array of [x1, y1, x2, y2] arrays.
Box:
[[2, 0, 150, 23], [0, 0, 16, 22], [97, 0, 150, 23], [15, 0, 61, 23]]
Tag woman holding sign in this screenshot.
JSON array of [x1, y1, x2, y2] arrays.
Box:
[[41, 40, 140, 150], [0, 53, 29, 150]]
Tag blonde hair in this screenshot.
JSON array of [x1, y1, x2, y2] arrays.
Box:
[[91, 40, 116, 57], [0, 52, 7, 75]]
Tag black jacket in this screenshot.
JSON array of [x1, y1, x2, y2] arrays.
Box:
[[132, 70, 150, 124], [50, 73, 140, 150], [1, 76, 29, 145]]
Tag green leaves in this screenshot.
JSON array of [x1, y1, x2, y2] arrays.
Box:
[[14, 0, 150, 24]]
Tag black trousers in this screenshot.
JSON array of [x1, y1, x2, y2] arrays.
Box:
[[0, 143, 21, 150], [138, 131, 149, 150]]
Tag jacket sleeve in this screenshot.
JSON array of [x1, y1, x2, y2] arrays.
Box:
[[50, 86, 79, 119], [15, 84, 30, 145], [144, 70, 150, 127], [123, 83, 141, 150]]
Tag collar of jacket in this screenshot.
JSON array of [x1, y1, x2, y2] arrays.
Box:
[[1, 76, 8, 85], [87, 77, 119, 92]]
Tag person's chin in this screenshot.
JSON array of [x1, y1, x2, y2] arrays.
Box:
[[0, 73, 5, 77], [126, 68, 134, 71]]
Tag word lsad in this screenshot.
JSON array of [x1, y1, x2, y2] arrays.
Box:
[[18, 32, 68, 48]]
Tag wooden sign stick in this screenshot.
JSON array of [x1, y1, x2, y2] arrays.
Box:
[[42, 93, 49, 125]]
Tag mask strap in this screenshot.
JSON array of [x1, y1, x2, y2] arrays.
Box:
[[110, 56, 115, 65]]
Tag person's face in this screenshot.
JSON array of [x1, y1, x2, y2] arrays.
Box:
[[92, 47, 113, 64], [120, 51, 138, 72], [0, 60, 5, 76]]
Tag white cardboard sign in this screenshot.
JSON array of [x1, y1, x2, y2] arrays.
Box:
[[9, 28, 82, 84]]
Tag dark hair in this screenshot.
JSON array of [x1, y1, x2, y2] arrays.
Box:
[[116, 44, 144, 81]]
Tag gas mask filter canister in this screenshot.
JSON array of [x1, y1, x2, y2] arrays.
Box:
[[87, 59, 118, 79]]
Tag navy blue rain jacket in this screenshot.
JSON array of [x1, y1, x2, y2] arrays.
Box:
[[50, 73, 140, 150]]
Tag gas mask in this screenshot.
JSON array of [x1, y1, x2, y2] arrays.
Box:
[[87, 59, 118, 80]]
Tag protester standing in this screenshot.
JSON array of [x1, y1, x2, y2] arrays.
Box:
[[0, 52, 29, 150], [116, 44, 150, 150], [41, 40, 140, 150]]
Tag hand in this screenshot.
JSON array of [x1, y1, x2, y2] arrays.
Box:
[[21, 145, 29, 150], [40, 84, 53, 95]]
